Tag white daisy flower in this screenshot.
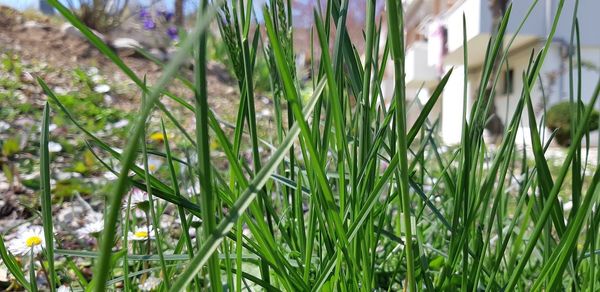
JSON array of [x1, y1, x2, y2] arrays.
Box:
[[138, 276, 161, 291], [129, 188, 148, 205], [123, 188, 150, 216], [146, 156, 162, 173], [8, 226, 46, 256], [57, 285, 71, 292], [128, 226, 155, 241], [76, 213, 104, 238]]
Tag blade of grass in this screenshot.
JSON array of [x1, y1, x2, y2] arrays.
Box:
[[194, 1, 222, 289], [385, 0, 416, 289], [140, 121, 170, 288], [531, 168, 600, 290], [505, 65, 600, 291], [40, 102, 56, 292], [168, 73, 323, 291], [29, 251, 38, 292], [0, 235, 30, 290]]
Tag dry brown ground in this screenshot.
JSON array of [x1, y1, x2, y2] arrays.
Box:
[[0, 5, 247, 121]]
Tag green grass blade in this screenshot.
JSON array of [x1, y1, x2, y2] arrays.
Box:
[[40, 102, 56, 291], [385, 0, 416, 289], [0, 235, 30, 290], [532, 168, 600, 290], [506, 65, 600, 291], [168, 74, 323, 291], [194, 1, 222, 289]]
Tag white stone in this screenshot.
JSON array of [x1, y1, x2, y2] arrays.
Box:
[[113, 119, 129, 129], [94, 84, 111, 93], [0, 121, 9, 132], [61, 23, 106, 42], [111, 37, 142, 50], [48, 141, 62, 153]]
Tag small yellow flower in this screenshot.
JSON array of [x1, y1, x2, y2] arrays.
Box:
[[149, 132, 164, 142], [210, 139, 220, 150]]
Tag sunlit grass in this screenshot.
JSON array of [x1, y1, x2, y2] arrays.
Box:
[[0, 0, 598, 291]]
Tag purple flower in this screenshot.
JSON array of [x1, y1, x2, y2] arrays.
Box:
[[159, 10, 174, 22], [143, 19, 156, 30], [139, 8, 150, 19], [167, 27, 178, 40]]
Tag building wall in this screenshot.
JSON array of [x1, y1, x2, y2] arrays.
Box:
[[441, 65, 469, 144], [437, 0, 600, 145], [380, 0, 600, 145], [441, 42, 600, 145], [445, 0, 600, 49]]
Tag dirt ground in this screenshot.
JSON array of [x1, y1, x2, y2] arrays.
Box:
[[0, 6, 278, 241], [0, 5, 242, 117]]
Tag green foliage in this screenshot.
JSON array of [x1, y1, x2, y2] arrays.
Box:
[[546, 101, 600, 145], [1, 137, 20, 157], [1, 53, 22, 76], [1, 0, 599, 291]]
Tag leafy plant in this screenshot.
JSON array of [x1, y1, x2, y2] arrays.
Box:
[[68, 0, 129, 33], [546, 101, 599, 145]]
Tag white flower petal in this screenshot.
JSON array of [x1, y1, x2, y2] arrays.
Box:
[[128, 226, 155, 241]]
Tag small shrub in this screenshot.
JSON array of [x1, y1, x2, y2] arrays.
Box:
[[545, 101, 599, 146], [71, 0, 128, 33]]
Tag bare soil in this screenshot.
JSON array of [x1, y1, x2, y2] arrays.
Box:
[[0, 5, 241, 115]]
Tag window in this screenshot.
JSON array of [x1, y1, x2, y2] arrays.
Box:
[[503, 69, 514, 95]]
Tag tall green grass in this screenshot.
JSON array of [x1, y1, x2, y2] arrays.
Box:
[[3, 0, 599, 290]]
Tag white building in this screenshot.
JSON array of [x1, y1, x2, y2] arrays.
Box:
[[399, 0, 600, 145]]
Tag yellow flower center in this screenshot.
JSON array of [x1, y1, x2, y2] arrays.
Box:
[[149, 164, 157, 172], [25, 236, 42, 247], [134, 231, 149, 238]]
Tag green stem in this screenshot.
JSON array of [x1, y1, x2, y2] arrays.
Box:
[[385, 0, 415, 290]]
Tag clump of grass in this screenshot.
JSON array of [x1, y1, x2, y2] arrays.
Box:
[[0, 0, 598, 291]]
